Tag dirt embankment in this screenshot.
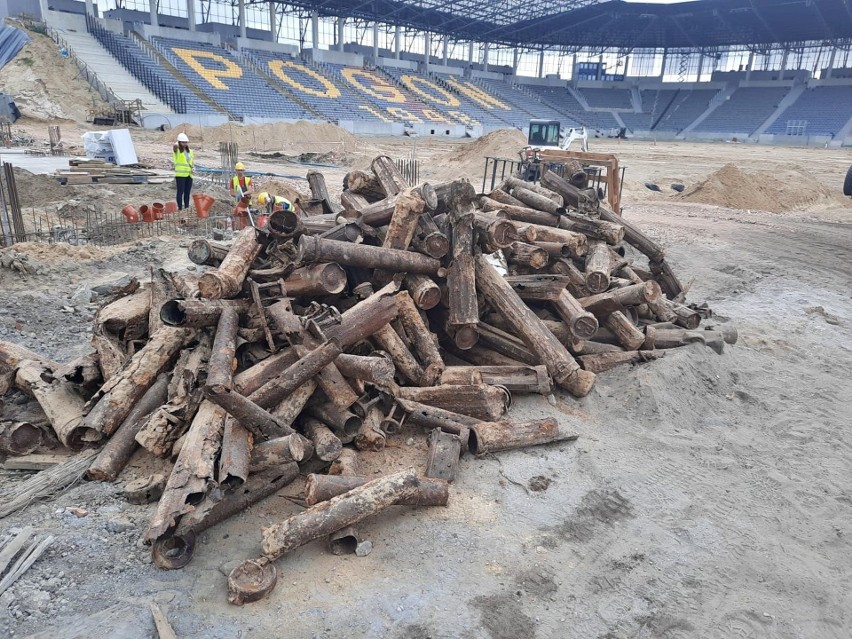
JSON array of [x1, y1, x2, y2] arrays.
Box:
[[430, 128, 526, 183], [0, 23, 108, 121], [161, 121, 359, 157], [677, 162, 839, 213]]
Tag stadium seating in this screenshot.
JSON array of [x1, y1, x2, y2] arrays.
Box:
[[450, 77, 566, 127], [651, 89, 717, 132], [523, 85, 617, 130], [580, 88, 633, 109], [317, 63, 445, 124], [379, 68, 522, 127], [242, 50, 375, 122], [151, 37, 309, 119], [765, 85, 852, 136], [87, 21, 218, 114], [693, 87, 789, 134]]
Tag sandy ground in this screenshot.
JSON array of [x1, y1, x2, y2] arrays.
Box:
[[1, 126, 852, 638]]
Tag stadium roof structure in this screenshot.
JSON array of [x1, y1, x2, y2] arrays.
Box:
[[253, 0, 852, 50]]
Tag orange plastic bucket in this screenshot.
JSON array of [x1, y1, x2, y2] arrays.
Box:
[[152, 202, 165, 220]]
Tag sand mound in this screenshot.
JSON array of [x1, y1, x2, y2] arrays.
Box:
[[678, 163, 835, 213], [430, 128, 526, 183], [7, 242, 115, 263], [159, 122, 358, 156], [13, 167, 68, 207], [254, 177, 310, 206], [0, 25, 108, 121]]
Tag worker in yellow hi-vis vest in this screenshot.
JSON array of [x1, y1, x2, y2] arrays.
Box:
[[229, 162, 253, 203], [172, 133, 194, 210]]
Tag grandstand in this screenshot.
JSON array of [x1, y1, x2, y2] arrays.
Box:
[[8, 0, 852, 145]]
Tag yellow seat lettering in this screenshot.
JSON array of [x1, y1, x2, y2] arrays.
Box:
[[448, 78, 508, 110], [358, 105, 393, 122], [341, 68, 406, 103], [386, 107, 423, 123], [401, 75, 460, 107], [448, 110, 481, 126], [268, 60, 340, 99], [422, 108, 450, 124], [172, 48, 243, 90]]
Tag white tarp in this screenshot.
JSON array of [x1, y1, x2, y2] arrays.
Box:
[[81, 129, 138, 166]]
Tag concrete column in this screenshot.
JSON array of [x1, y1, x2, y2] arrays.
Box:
[[187, 0, 196, 32], [373, 23, 379, 60], [149, 0, 158, 27], [660, 48, 668, 80], [624, 54, 630, 77], [696, 53, 704, 81], [538, 49, 545, 78], [825, 47, 836, 79], [84, 0, 95, 18], [744, 50, 753, 80], [238, 0, 247, 39], [395, 25, 401, 59], [337, 16, 345, 52], [780, 49, 789, 80], [468, 42, 474, 66], [311, 10, 319, 49], [443, 37, 449, 66], [424, 31, 431, 73], [37, 0, 49, 22], [597, 54, 603, 80], [483, 43, 489, 72], [270, 3, 277, 40], [512, 48, 519, 75]]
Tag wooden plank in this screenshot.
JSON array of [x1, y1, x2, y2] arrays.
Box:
[[3, 453, 75, 471]]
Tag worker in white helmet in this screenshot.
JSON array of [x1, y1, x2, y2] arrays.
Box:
[[229, 162, 254, 203], [172, 132, 194, 210]]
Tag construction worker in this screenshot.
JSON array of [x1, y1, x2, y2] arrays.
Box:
[[257, 192, 293, 215], [229, 162, 254, 203], [172, 133, 194, 211]]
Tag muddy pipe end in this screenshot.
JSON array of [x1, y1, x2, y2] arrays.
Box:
[[228, 558, 278, 605], [152, 532, 197, 570]]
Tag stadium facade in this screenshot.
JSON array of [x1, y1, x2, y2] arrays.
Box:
[[4, 0, 852, 144]]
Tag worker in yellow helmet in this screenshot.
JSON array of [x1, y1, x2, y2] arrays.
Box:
[[256, 192, 293, 215], [172, 132, 194, 211], [229, 162, 254, 203]]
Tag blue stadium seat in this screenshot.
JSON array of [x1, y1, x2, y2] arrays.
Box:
[[523, 85, 617, 130], [694, 87, 789, 135], [766, 86, 852, 136], [242, 51, 379, 122], [651, 90, 716, 132], [151, 37, 309, 119], [580, 88, 633, 109], [86, 21, 218, 114]]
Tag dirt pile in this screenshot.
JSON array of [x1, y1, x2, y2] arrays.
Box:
[[430, 128, 526, 183], [677, 163, 835, 213], [254, 177, 310, 205], [12, 167, 67, 207], [0, 24, 108, 121], [160, 122, 359, 156]]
